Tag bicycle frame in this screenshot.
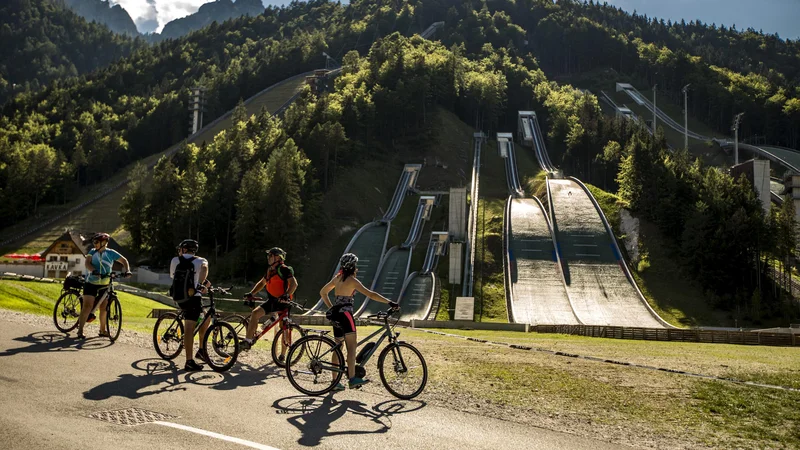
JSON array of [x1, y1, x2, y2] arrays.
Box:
[[312, 317, 399, 375], [252, 308, 291, 342]]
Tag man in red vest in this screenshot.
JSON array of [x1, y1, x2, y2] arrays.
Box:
[[240, 247, 297, 360]]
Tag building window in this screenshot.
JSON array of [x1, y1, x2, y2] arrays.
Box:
[[60, 256, 68, 262], [49, 256, 58, 261]]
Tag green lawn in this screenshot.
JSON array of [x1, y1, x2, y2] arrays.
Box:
[[0, 279, 172, 335]]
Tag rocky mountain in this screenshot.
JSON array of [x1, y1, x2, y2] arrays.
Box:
[[159, 0, 264, 40], [60, 0, 139, 36]]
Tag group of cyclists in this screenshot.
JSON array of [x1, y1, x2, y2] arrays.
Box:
[[79, 233, 398, 390]]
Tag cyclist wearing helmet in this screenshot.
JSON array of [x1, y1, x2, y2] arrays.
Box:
[[241, 247, 297, 358], [77, 233, 131, 340], [320, 252, 398, 390], [169, 239, 211, 371]]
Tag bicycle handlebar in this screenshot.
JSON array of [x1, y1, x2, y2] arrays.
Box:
[[242, 295, 307, 311], [366, 307, 401, 320]]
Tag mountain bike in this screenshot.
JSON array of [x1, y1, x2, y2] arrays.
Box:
[[285, 307, 427, 400], [152, 286, 242, 372], [205, 295, 307, 372], [53, 272, 124, 342]]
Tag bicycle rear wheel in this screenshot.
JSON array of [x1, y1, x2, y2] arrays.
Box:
[[53, 291, 82, 333], [153, 312, 184, 360], [203, 321, 240, 373], [222, 314, 248, 342], [378, 342, 428, 399], [285, 335, 344, 396], [272, 323, 305, 368], [106, 297, 122, 342]]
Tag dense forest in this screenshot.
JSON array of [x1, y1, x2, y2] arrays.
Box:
[[2, 0, 799, 319], [0, 0, 141, 104]]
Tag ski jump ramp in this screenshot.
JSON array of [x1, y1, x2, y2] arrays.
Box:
[[306, 164, 421, 314], [397, 231, 447, 321]]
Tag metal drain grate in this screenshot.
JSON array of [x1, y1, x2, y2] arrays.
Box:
[[87, 408, 177, 426]]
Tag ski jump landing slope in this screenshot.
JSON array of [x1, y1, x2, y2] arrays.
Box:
[[506, 196, 579, 325], [357, 196, 435, 318], [306, 165, 421, 315], [396, 232, 446, 321], [548, 178, 669, 328]]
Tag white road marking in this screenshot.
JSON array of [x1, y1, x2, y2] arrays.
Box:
[[576, 253, 600, 257], [153, 421, 280, 450], [520, 249, 542, 252]]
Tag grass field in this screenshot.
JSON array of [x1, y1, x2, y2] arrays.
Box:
[[0, 279, 172, 335]]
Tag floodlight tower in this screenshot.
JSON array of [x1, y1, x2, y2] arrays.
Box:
[[732, 112, 745, 165], [188, 87, 206, 135], [682, 84, 691, 150]]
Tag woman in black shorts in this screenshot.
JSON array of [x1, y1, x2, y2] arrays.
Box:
[[320, 253, 397, 390]]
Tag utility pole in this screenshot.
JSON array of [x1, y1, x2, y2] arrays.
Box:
[[732, 112, 745, 165], [652, 83, 657, 134], [682, 84, 691, 150]]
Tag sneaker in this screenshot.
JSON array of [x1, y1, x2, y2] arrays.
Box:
[[98, 331, 110, 338], [332, 382, 346, 392], [184, 360, 204, 371], [195, 349, 209, 363], [76, 333, 86, 340], [240, 339, 252, 351], [277, 354, 285, 364], [87, 313, 96, 323], [348, 377, 369, 389]]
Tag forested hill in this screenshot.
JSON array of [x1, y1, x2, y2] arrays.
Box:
[[0, 0, 141, 103], [61, 0, 139, 36], [159, 0, 265, 40], [418, 0, 800, 148]]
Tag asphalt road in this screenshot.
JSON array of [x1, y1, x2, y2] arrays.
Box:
[[0, 319, 627, 450]]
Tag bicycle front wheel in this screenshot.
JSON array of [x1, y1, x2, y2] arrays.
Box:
[[106, 297, 123, 342], [378, 342, 428, 399], [153, 312, 184, 360], [53, 291, 82, 333], [203, 321, 240, 373], [285, 335, 344, 396], [222, 314, 248, 342], [272, 323, 305, 368]]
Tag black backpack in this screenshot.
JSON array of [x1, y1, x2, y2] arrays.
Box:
[[171, 256, 197, 303]]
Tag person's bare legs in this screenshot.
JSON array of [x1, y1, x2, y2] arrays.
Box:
[[246, 307, 266, 340], [184, 319, 197, 362], [344, 332, 358, 379], [97, 297, 108, 335], [197, 315, 211, 351], [77, 295, 95, 336]]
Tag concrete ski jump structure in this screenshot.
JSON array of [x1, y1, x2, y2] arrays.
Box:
[[506, 111, 672, 328], [306, 165, 421, 315], [397, 231, 448, 321], [357, 195, 436, 317]]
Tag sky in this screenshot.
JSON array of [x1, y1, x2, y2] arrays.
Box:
[[111, 0, 800, 39], [110, 0, 288, 33], [600, 0, 800, 40]]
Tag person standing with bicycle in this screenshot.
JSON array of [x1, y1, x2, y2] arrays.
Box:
[[77, 233, 131, 340], [170, 239, 211, 371], [240, 247, 297, 361], [320, 253, 398, 391]]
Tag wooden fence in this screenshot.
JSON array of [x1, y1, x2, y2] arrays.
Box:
[[533, 324, 800, 347]]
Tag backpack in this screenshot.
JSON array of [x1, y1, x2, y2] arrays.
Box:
[[171, 256, 197, 303], [266, 263, 293, 299]]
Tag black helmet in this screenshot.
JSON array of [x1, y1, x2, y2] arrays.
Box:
[[179, 239, 199, 252], [91, 232, 110, 244], [339, 253, 358, 271], [267, 247, 286, 260]]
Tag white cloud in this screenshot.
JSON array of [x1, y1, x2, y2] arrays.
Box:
[[112, 0, 224, 33]]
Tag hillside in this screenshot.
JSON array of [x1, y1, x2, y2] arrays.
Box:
[[0, 0, 140, 103], [159, 0, 264, 40]]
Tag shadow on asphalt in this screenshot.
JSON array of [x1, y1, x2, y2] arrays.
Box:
[[83, 358, 285, 401], [273, 395, 427, 446], [0, 331, 111, 357]]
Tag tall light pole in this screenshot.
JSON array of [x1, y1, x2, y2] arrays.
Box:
[[682, 84, 691, 150], [652, 83, 657, 133], [732, 112, 744, 165]]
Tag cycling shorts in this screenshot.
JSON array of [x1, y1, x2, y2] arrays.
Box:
[[329, 307, 356, 338], [259, 296, 290, 314], [83, 283, 109, 299], [179, 296, 203, 322]]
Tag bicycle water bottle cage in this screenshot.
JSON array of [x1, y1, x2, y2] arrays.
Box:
[[356, 342, 375, 364]]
